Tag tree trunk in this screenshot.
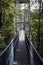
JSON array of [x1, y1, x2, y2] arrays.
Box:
[[37, 2, 41, 50], [0, 12, 2, 29]]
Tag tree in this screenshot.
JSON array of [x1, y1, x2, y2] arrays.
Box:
[[0, 0, 15, 52]]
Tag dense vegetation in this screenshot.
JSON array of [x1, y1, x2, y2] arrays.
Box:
[[0, 0, 16, 53], [30, 9, 43, 58], [30, 1, 43, 57]]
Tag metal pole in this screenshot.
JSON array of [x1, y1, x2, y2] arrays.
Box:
[[28, 1, 30, 38]]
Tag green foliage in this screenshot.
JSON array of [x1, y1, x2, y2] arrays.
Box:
[[30, 9, 43, 58], [0, 0, 15, 53]]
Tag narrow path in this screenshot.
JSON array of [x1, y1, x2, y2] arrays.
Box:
[[13, 41, 29, 65]]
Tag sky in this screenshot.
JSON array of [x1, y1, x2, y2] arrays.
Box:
[[16, 0, 43, 12], [20, 0, 39, 11], [30, 0, 39, 11]]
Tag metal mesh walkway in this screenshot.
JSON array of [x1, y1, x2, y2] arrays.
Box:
[[13, 41, 29, 65]]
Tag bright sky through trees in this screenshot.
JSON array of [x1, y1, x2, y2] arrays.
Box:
[[18, 0, 39, 12], [30, 0, 39, 12]]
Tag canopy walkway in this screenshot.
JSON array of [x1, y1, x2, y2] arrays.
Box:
[[0, 0, 43, 65], [0, 31, 43, 65]]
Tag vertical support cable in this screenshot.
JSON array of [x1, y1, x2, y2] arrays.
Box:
[[24, 4, 25, 30], [28, 1, 31, 38], [15, 0, 19, 33]]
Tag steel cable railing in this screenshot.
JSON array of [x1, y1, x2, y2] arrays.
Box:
[[0, 34, 19, 65], [25, 35, 43, 65]]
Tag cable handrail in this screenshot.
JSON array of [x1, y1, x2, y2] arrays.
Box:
[[0, 34, 18, 56], [25, 35, 43, 65]]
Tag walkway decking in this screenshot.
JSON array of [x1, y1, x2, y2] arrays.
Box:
[[13, 41, 29, 65]]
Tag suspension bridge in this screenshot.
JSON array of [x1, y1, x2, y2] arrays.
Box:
[[0, 30, 43, 65], [0, 0, 43, 65]]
